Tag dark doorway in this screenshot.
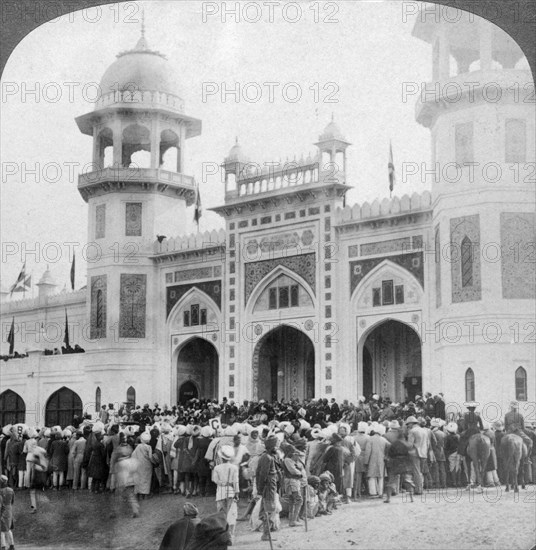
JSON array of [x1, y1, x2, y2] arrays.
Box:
[[178, 381, 199, 404], [177, 338, 219, 403], [254, 325, 315, 401]]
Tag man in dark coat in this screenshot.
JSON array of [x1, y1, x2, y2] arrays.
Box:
[[185, 511, 231, 550], [256, 435, 281, 542], [159, 503, 200, 550]]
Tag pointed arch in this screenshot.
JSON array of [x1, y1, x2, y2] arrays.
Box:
[[127, 386, 136, 406], [515, 366, 527, 401], [245, 264, 316, 316], [465, 368, 475, 402], [461, 236, 473, 287], [45, 387, 82, 428], [351, 259, 423, 310], [167, 286, 222, 329], [0, 390, 25, 426]]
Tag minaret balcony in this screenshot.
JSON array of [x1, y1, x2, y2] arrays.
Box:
[[415, 69, 531, 128], [94, 89, 185, 113], [78, 166, 196, 204]]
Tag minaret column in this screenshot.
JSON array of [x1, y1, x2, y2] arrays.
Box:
[[479, 19, 493, 70], [150, 116, 161, 169], [112, 117, 123, 167]]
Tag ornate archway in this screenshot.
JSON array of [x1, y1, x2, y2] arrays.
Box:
[[252, 325, 315, 401], [361, 320, 422, 402], [0, 390, 25, 426], [45, 387, 83, 428], [177, 338, 218, 403]]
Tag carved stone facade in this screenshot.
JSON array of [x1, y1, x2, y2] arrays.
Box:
[[501, 212, 536, 299], [450, 214, 481, 303]]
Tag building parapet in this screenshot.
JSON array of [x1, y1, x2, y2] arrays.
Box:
[[1, 289, 86, 314], [335, 191, 432, 226], [152, 228, 226, 256], [94, 89, 185, 113]]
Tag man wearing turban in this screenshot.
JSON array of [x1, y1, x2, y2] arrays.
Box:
[[159, 503, 200, 550]]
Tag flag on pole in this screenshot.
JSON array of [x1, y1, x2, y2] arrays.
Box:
[[10, 263, 31, 295], [7, 317, 15, 355], [64, 308, 70, 348], [194, 182, 202, 227], [388, 141, 396, 197], [70, 253, 76, 290]]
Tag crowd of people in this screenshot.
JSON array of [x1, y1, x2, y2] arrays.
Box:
[[0, 394, 535, 550]]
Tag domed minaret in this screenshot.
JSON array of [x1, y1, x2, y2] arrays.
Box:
[[75, 20, 202, 346], [413, 12, 535, 406]]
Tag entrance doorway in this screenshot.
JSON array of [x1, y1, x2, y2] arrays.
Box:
[[253, 325, 315, 401], [177, 338, 218, 403], [361, 320, 421, 402], [178, 381, 199, 404]]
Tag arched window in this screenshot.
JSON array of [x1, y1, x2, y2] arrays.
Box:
[[515, 367, 527, 401], [0, 390, 26, 426], [96, 289, 103, 328], [95, 387, 101, 411], [45, 387, 82, 428], [127, 386, 136, 406], [461, 236, 473, 287], [465, 368, 475, 402]]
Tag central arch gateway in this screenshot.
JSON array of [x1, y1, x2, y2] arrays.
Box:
[[177, 338, 218, 403], [252, 325, 315, 401]]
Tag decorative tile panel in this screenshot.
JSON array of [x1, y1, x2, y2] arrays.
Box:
[[434, 225, 441, 307], [349, 251, 424, 296], [361, 237, 411, 257], [450, 214, 481, 303], [119, 274, 147, 338], [125, 202, 142, 237], [244, 253, 316, 303], [501, 212, 535, 299], [166, 280, 222, 317], [95, 204, 106, 239], [90, 275, 107, 339], [173, 266, 213, 283]]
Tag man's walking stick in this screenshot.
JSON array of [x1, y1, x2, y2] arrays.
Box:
[[261, 486, 274, 550], [303, 485, 308, 532]]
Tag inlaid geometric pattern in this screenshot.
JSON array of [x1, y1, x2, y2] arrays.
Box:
[[119, 274, 147, 338], [500, 212, 535, 299], [450, 214, 481, 303], [90, 275, 107, 340], [244, 253, 316, 303]]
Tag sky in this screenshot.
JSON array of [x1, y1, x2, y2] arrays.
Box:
[[0, 0, 438, 290]]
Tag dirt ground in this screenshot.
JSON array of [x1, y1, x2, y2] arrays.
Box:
[[14, 486, 536, 550]]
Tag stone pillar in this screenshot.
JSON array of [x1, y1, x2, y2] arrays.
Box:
[[113, 118, 123, 167], [479, 20, 493, 71], [438, 26, 450, 80], [150, 116, 160, 169]]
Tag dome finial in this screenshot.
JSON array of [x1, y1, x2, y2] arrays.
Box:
[[135, 8, 148, 50], [141, 8, 146, 39]]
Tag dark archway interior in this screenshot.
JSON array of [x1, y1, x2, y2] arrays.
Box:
[[45, 387, 83, 428], [177, 338, 218, 404], [362, 320, 422, 402], [0, 390, 26, 426], [256, 325, 315, 401]]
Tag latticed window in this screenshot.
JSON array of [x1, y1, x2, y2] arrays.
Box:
[[465, 368, 475, 402], [461, 236, 473, 287], [515, 367, 527, 401], [96, 289, 104, 328]]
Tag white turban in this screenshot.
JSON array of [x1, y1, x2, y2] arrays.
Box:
[[140, 432, 151, 444]]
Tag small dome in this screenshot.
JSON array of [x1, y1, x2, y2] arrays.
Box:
[[320, 120, 345, 141], [226, 138, 246, 161], [99, 37, 181, 99], [37, 267, 56, 287]]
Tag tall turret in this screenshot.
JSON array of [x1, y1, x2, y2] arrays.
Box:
[[413, 11, 535, 406], [75, 22, 202, 347]]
